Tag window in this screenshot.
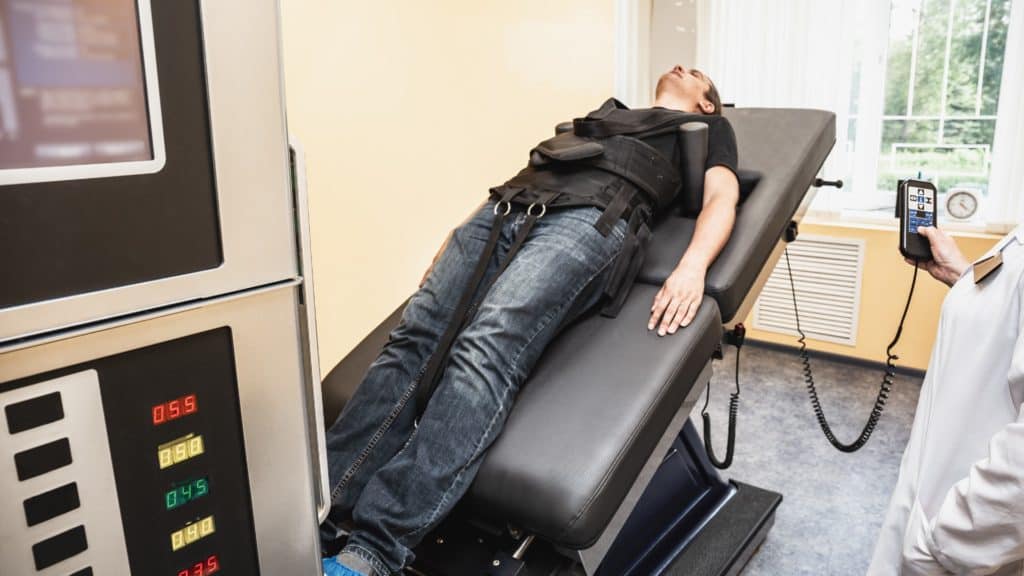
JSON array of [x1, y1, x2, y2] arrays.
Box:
[[675, 0, 1022, 230], [839, 0, 1015, 226]]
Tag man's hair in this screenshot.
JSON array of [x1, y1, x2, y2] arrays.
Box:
[[704, 78, 722, 116]]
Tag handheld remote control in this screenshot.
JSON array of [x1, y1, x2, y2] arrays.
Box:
[[896, 179, 937, 261]]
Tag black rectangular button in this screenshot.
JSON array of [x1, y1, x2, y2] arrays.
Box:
[[5, 392, 64, 434], [32, 525, 88, 570], [23, 482, 80, 527], [14, 438, 72, 481], [70, 568, 93, 576]]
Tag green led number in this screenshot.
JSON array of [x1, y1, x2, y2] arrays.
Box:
[[165, 477, 209, 511]]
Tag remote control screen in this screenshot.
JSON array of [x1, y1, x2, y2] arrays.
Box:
[[907, 185, 935, 232]]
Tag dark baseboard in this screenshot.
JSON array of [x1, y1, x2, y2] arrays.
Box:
[[744, 338, 927, 380]]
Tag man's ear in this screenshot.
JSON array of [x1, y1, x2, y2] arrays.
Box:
[[699, 99, 715, 115]]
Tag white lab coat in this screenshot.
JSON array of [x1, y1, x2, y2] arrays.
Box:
[[869, 226, 1024, 576]]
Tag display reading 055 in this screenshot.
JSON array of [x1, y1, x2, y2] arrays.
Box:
[[153, 393, 198, 425]]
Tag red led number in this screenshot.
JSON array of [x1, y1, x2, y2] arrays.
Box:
[[177, 554, 219, 576], [153, 404, 166, 425], [152, 394, 199, 426]]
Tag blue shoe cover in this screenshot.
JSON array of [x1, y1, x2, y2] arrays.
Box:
[[322, 556, 367, 576]]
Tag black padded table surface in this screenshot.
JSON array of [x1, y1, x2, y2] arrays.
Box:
[[321, 106, 835, 552], [639, 108, 836, 322], [322, 288, 722, 549]]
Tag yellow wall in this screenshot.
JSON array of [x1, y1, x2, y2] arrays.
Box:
[[744, 222, 1001, 371], [279, 1, 617, 376]]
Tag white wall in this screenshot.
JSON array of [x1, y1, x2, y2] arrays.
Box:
[[280, 1, 618, 376]]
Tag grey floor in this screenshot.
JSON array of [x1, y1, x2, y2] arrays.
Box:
[[690, 343, 922, 576]]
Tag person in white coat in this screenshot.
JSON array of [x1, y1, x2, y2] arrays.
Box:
[[869, 224, 1024, 575]]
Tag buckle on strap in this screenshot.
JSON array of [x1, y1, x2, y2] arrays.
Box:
[[526, 202, 547, 219], [493, 201, 512, 216]]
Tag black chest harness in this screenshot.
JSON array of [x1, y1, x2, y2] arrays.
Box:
[[415, 99, 711, 416]]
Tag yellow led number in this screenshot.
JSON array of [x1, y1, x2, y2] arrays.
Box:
[[170, 515, 216, 551], [158, 434, 205, 469]]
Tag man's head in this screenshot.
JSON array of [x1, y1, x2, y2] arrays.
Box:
[[654, 65, 721, 115]]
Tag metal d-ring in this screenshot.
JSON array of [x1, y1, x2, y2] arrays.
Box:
[[494, 201, 512, 216], [526, 203, 546, 219]]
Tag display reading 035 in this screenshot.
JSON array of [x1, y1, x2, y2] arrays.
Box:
[[177, 554, 220, 576], [165, 477, 210, 510]]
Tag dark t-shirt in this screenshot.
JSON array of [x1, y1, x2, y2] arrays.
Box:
[[644, 108, 739, 184], [496, 102, 741, 214]]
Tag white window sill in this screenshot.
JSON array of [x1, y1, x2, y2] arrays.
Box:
[[803, 208, 1007, 239]]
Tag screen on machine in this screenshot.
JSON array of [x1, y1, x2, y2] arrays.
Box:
[[0, 0, 164, 185]]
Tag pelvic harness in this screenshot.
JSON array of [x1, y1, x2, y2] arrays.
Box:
[[415, 99, 705, 416]]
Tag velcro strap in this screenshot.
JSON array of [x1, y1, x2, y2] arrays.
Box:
[[593, 183, 634, 237], [531, 132, 604, 165], [588, 135, 679, 211]]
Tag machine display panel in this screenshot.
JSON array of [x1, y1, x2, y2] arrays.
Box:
[[0, 0, 165, 185], [0, 328, 261, 575]]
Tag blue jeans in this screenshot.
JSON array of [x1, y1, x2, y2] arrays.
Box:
[[322, 202, 626, 574]]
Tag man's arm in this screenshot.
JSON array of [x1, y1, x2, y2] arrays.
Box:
[[648, 165, 739, 335]]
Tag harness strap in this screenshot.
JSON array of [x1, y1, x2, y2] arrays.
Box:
[[593, 182, 635, 237], [573, 98, 696, 139], [414, 191, 557, 417], [585, 135, 679, 211]]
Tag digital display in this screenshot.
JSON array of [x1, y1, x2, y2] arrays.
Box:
[[157, 433, 204, 470], [170, 515, 215, 552], [152, 394, 198, 425], [177, 554, 220, 576], [0, 0, 165, 185], [165, 477, 209, 511], [907, 185, 935, 232]]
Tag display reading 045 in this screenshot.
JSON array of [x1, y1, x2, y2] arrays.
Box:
[[165, 477, 210, 510]]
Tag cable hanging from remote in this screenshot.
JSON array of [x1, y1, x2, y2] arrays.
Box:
[[784, 248, 919, 453]]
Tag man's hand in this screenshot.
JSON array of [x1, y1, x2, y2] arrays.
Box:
[[648, 262, 705, 336], [908, 226, 970, 287]]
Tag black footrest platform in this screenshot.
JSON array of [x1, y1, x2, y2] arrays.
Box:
[[666, 481, 782, 576]]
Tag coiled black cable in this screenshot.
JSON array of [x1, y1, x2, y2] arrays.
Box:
[[783, 248, 919, 453], [701, 334, 741, 469]]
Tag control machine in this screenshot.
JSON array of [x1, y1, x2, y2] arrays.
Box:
[[0, 1, 328, 575]]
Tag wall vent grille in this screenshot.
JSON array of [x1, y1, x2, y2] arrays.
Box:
[[753, 235, 864, 346]]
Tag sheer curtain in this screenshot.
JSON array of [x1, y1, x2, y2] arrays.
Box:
[[695, 0, 1023, 229], [694, 0, 891, 212], [987, 0, 1024, 228]]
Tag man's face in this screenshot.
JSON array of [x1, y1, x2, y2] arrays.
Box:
[[655, 65, 715, 114]]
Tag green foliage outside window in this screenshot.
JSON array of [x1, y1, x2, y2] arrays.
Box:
[[876, 0, 1010, 197]]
